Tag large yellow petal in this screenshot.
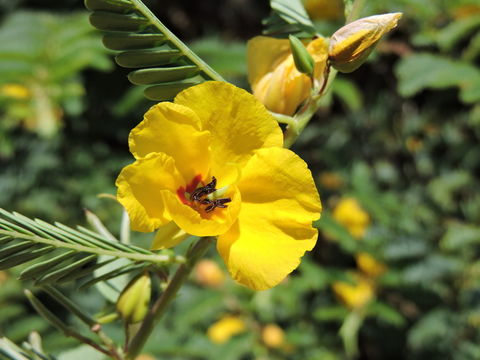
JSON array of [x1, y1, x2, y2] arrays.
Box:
[[165, 185, 242, 237], [217, 147, 321, 290], [116, 152, 183, 232], [174, 82, 283, 188], [129, 102, 211, 182], [247, 36, 291, 88]]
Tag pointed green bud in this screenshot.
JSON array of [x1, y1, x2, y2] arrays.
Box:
[[329, 12, 402, 73], [116, 272, 151, 324], [289, 35, 315, 77]]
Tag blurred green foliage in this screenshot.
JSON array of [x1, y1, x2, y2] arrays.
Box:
[[1, 0, 480, 359]]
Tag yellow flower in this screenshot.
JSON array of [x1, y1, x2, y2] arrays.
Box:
[[247, 36, 328, 116], [304, 0, 343, 20], [329, 13, 402, 73], [0, 84, 31, 99], [207, 315, 246, 344], [332, 197, 369, 238], [116, 81, 321, 290], [356, 252, 386, 278], [261, 324, 285, 348], [194, 259, 226, 288], [332, 274, 374, 309]]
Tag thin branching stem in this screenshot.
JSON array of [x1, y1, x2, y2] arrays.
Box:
[[125, 237, 213, 359]]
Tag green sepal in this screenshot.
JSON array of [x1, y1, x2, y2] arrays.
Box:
[[289, 34, 315, 76]]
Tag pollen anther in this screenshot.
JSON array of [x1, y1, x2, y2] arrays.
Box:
[[191, 176, 231, 213]]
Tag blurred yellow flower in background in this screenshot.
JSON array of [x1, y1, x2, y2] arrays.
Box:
[[194, 259, 225, 288], [332, 274, 374, 309], [116, 81, 321, 290], [261, 324, 285, 348], [304, 0, 344, 20], [207, 315, 246, 344], [0, 84, 31, 99], [332, 198, 370, 238], [247, 36, 328, 115], [356, 252, 386, 278]]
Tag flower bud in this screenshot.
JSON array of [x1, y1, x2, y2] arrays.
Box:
[[248, 36, 328, 115], [289, 35, 315, 76], [116, 272, 151, 324], [329, 12, 402, 73]]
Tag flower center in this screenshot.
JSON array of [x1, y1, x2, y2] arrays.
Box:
[[177, 176, 231, 213]]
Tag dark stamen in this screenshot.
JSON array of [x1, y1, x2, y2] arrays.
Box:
[[191, 176, 217, 202], [190, 176, 231, 213], [205, 198, 232, 213]]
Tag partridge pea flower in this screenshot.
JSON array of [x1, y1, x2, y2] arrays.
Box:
[[116, 81, 321, 290], [247, 36, 328, 116]]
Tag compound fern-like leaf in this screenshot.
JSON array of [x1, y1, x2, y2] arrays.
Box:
[[0, 209, 184, 287], [84, 0, 225, 101]]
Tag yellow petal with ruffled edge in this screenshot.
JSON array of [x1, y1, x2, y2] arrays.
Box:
[[247, 36, 291, 88], [217, 147, 321, 290], [129, 102, 211, 182], [174, 81, 283, 188], [165, 185, 242, 237], [116, 152, 183, 232]]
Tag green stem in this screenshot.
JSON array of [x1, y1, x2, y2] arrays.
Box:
[[340, 309, 366, 359], [0, 230, 185, 264], [271, 112, 297, 127], [283, 67, 338, 148], [130, 0, 225, 82], [125, 237, 212, 359]]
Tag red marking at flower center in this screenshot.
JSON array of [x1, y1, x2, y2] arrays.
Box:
[[177, 174, 203, 205]]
